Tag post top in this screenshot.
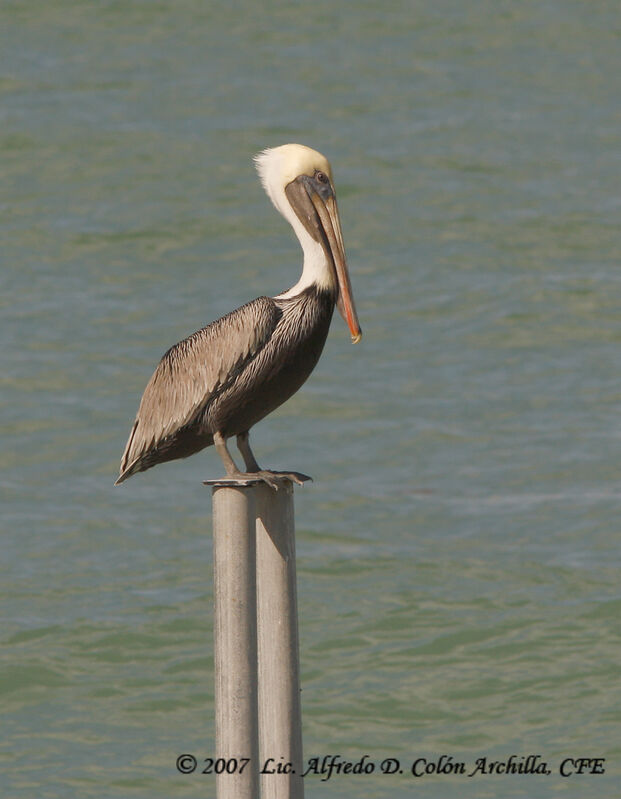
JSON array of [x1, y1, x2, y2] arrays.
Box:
[[203, 476, 266, 487], [204, 472, 311, 489]]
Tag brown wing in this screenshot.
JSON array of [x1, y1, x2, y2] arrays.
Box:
[[115, 296, 281, 484]]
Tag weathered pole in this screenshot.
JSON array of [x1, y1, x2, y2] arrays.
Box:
[[255, 482, 304, 799], [211, 483, 260, 799], [208, 478, 304, 799]]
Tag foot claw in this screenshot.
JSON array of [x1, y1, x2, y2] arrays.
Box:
[[268, 471, 313, 486], [254, 470, 282, 490], [251, 470, 313, 490]]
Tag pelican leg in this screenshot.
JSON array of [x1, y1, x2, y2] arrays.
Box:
[[213, 431, 243, 476], [235, 430, 313, 487], [213, 430, 280, 490], [236, 431, 261, 472]]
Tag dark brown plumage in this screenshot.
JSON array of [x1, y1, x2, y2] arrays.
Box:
[[116, 287, 334, 484]]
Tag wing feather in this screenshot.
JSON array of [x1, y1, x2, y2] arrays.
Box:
[[116, 296, 280, 483]]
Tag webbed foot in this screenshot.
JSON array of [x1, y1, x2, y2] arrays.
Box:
[[204, 469, 312, 490]]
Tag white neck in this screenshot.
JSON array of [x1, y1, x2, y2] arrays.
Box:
[[274, 217, 334, 299]]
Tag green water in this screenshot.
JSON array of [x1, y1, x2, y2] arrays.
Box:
[[2, 2, 620, 797]]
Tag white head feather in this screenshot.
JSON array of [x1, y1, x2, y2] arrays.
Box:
[[254, 144, 336, 297]]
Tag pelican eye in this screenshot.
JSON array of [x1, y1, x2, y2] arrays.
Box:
[[315, 170, 329, 184]]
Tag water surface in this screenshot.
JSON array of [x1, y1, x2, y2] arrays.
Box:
[[2, 2, 620, 797]]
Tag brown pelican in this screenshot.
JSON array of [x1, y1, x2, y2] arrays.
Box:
[[115, 144, 361, 488]]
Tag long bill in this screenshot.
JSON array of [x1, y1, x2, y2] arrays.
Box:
[[309, 193, 362, 343]]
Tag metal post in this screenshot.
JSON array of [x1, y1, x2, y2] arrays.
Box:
[[212, 484, 260, 799], [255, 482, 304, 799]]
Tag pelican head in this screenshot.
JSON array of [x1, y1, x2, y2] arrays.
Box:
[[255, 144, 362, 343]]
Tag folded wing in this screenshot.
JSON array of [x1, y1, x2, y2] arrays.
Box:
[[116, 296, 281, 483]]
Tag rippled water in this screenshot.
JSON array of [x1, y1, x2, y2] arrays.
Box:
[[2, 2, 620, 797]]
